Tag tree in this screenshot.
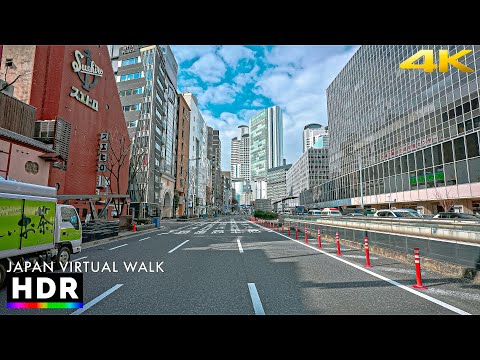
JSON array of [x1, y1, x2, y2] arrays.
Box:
[[1, 61, 24, 92], [105, 135, 131, 217], [434, 187, 456, 212]]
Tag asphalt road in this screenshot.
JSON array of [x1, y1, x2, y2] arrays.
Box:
[[1, 215, 480, 315]]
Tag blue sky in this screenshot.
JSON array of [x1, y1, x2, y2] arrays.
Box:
[[171, 45, 360, 170]]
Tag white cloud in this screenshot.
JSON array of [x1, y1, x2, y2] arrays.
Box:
[[251, 99, 265, 108], [233, 64, 260, 86], [218, 46, 255, 68], [196, 83, 239, 105], [170, 45, 218, 64], [187, 53, 227, 83], [253, 45, 359, 164]]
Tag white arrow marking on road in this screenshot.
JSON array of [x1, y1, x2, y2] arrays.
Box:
[[70, 284, 123, 315], [237, 239, 244, 253], [109, 244, 128, 251], [248, 283, 265, 315], [168, 240, 190, 254]]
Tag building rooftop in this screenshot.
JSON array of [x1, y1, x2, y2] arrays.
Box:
[[0, 127, 56, 153], [304, 123, 323, 130]]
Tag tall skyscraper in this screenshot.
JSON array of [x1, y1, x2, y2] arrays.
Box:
[[239, 126, 250, 181], [111, 45, 178, 217], [231, 137, 241, 178], [250, 105, 283, 199], [303, 123, 329, 151]]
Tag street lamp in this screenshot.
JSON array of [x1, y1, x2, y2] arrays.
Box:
[[186, 157, 200, 218]]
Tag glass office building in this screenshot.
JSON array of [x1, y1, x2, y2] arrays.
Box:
[[318, 45, 480, 214], [250, 105, 283, 179]]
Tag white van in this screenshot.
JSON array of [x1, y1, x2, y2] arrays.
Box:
[[321, 208, 343, 216]]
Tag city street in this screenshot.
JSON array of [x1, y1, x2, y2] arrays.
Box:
[[1, 216, 479, 315]]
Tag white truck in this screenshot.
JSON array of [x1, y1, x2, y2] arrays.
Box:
[[0, 180, 82, 288]]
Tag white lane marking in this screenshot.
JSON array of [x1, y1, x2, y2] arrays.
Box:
[[157, 233, 169, 235], [168, 240, 190, 254], [212, 229, 224, 234], [343, 254, 379, 260], [237, 239, 244, 253], [248, 220, 471, 315], [138, 237, 150, 242], [109, 244, 128, 251], [72, 256, 88, 262], [70, 284, 123, 315], [248, 283, 265, 315]]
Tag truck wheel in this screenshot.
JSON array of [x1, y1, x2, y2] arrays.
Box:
[[55, 246, 71, 268], [0, 262, 6, 289]]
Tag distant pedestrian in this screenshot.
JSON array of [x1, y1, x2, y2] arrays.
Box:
[[85, 213, 91, 225]]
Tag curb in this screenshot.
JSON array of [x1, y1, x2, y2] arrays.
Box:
[[81, 226, 166, 250]]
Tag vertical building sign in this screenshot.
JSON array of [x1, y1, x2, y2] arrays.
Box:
[[97, 132, 109, 177]]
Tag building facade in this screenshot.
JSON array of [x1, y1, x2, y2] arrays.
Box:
[[112, 45, 177, 217], [286, 148, 329, 200], [231, 136, 241, 178], [175, 93, 190, 217], [182, 92, 207, 216], [303, 123, 329, 151], [320, 45, 480, 214], [1, 45, 130, 219], [212, 129, 222, 212], [267, 163, 291, 206], [250, 105, 283, 180]]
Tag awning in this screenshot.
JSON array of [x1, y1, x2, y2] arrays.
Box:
[[39, 152, 64, 162]]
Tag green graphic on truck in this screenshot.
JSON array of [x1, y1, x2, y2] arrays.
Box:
[[0, 198, 55, 251]]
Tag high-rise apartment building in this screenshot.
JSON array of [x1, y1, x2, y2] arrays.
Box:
[[303, 124, 329, 151], [182, 92, 208, 216], [318, 45, 480, 214], [111, 45, 178, 217], [175, 93, 191, 217]]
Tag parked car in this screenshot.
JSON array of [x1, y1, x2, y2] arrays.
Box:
[[433, 212, 480, 220], [341, 208, 366, 216], [374, 209, 422, 218]]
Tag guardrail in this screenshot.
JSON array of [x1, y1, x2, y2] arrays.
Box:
[[281, 215, 480, 245]]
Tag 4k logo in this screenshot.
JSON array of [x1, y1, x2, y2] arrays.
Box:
[[71, 49, 104, 91], [400, 49, 473, 73]]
